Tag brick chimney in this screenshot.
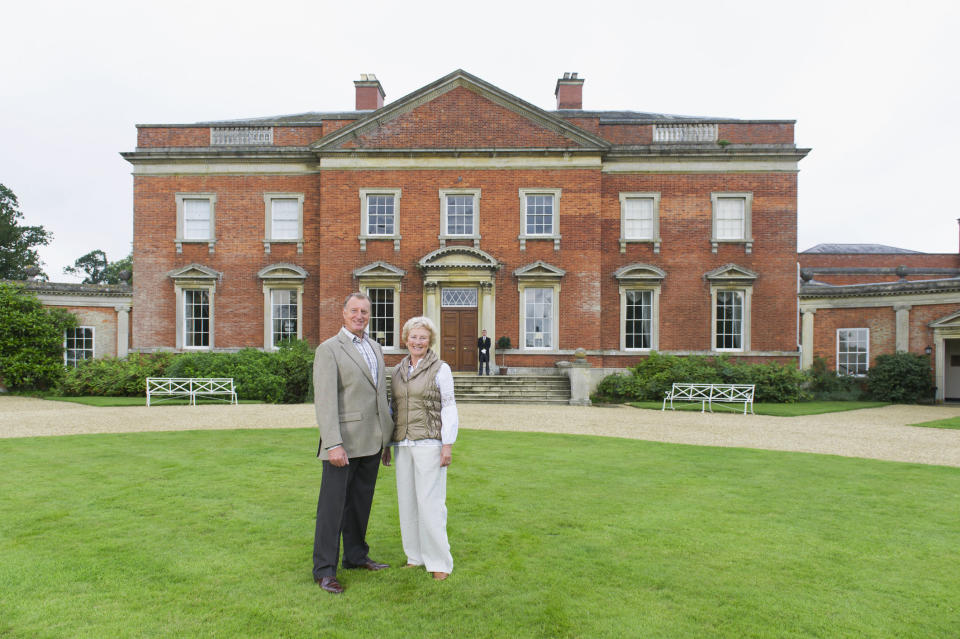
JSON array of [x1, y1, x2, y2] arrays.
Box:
[[354, 74, 385, 111], [555, 72, 584, 110]]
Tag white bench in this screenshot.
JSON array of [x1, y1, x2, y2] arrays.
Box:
[[146, 377, 238, 406], [661, 383, 755, 415]]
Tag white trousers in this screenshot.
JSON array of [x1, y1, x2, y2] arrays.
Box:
[[394, 445, 453, 573]]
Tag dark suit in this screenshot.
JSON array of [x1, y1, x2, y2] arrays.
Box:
[[311, 329, 393, 579], [477, 336, 491, 375]]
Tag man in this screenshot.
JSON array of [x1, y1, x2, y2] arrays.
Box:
[[477, 329, 491, 375], [312, 292, 393, 594]]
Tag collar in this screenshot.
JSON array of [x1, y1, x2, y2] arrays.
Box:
[[340, 326, 368, 343]]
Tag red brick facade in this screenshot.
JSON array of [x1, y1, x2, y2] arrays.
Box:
[[123, 70, 809, 374]]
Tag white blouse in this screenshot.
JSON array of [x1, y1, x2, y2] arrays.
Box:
[[393, 359, 459, 447]]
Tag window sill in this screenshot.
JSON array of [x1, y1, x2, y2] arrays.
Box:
[[438, 234, 481, 248], [518, 234, 561, 251], [263, 239, 304, 254], [175, 239, 217, 255], [619, 237, 662, 254], [359, 234, 401, 251], [711, 238, 754, 254]]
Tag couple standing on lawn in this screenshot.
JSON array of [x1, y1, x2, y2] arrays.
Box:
[[311, 292, 458, 594]]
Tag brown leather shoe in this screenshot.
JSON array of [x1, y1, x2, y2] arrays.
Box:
[[343, 559, 389, 571], [432, 572, 449, 581], [315, 576, 344, 594]]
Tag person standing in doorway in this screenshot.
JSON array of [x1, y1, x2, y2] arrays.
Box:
[[477, 329, 491, 375], [311, 292, 394, 594]]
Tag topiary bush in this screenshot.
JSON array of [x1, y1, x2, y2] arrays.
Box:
[[866, 352, 934, 403]]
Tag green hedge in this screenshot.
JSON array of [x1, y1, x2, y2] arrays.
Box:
[[57, 340, 314, 403], [592, 351, 810, 404], [866, 352, 934, 403]]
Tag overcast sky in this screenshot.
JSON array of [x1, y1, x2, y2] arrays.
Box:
[[4, 0, 959, 282]]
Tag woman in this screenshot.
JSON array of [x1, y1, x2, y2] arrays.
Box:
[[382, 316, 457, 581]]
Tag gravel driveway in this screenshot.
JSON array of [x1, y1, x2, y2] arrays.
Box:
[[3, 396, 960, 467]]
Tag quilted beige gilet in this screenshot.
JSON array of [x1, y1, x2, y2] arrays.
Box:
[[391, 349, 443, 442]]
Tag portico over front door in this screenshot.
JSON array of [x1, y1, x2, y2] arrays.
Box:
[[440, 287, 478, 372]]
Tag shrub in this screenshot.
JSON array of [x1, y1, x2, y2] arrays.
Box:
[[59, 352, 175, 396], [0, 283, 77, 390], [866, 352, 934, 403], [806, 356, 866, 401], [592, 351, 810, 404]]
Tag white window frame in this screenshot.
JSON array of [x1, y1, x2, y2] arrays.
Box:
[[837, 328, 870, 376], [439, 189, 481, 247], [710, 287, 751, 352], [710, 192, 753, 254], [64, 326, 95, 366], [518, 188, 561, 250], [365, 286, 399, 349], [175, 192, 217, 254], [519, 284, 559, 351], [266, 288, 302, 349], [620, 287, 660, 351], [619, 192, 662, 253], [358, 188, 401, 251], [175, 283, 215, 350], [263, 193, 304, 254]]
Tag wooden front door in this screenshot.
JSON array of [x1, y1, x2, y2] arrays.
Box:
[[441, 308, 478, 372]]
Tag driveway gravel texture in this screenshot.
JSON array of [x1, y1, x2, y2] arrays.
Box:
[[3, 396, 960, 467]]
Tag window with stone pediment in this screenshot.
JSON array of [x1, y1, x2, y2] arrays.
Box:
[[184, 289, 211, 348]]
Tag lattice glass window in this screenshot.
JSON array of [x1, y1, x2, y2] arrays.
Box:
[[715, 291, 743, 350], [837, 328, 869, 376], [525, 194, 554, 235], [183, 199, 211, 240], [184, 289, 210, 348], [445, 195, 474, 235], [625, 290, 652, 349], [367, 288, 395, 347], [623, 197, 654, 240], [270, 199, 299, 240], [441, 288, 478, 308], [271, 290, 298, 346], [367, 194, 395, 236], [524, 287, 553, 348], [64, 327, 94, 367], [715, 197, 745, 240]]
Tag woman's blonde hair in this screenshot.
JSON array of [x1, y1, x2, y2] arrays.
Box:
[[401, 316, 437, 348]]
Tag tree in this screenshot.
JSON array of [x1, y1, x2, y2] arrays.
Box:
[[0, 283, 77, 390], [0, 184, 53, 280], [64, 250, 132, 284]]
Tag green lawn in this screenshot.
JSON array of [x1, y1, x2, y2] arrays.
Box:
[[44, 396, 264, 407], [1, 428, 958, 638], [629, 400, 889, 416], [911, 416, 960, 430]]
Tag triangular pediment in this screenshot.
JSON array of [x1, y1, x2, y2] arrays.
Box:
[[312, 69, 609, 153], [514, 260, 566, 279], [930, 309, 960, 328], [418, 246, 500, 270], [167, 263, 221, 280], [705, 263, 757, 283], [353, 260, 406, 279], [613, 263, 667, 283], [257, 263, 308, 280]]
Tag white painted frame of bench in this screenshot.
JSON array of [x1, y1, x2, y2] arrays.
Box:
[[661, 383, 755, 415], [146, 377, 238, 406]]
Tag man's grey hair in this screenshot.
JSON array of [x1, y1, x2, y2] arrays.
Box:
[[343, 292, 371, 308]]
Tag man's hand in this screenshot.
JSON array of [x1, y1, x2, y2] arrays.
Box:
[[328, 446, 349, 467], [440, 444, 452, 467], [381, 447, 392, 466]]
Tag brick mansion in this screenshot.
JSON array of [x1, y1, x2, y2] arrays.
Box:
[[36, 69, 960, 399]]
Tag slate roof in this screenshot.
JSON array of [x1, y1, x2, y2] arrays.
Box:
[[801, 243, 923, 254]]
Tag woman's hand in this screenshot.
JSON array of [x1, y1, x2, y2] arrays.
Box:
[[440, 444, 452, 467], [382, 447, 392, 467]]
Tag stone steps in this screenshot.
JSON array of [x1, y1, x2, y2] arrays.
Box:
[[386, 373, 571, 404]]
